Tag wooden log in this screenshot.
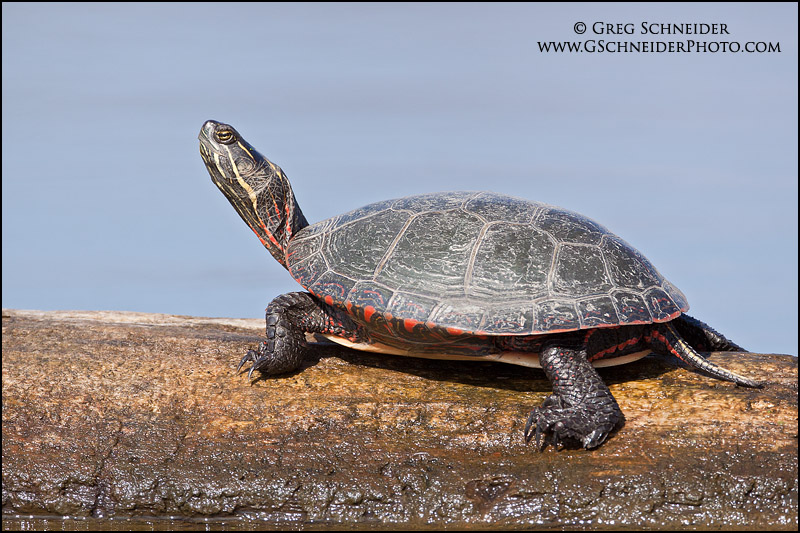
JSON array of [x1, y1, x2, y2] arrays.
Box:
[[2, 309, 797, 529]]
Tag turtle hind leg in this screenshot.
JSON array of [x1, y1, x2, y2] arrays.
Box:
[[672, 313, 746, 352], [525, 342, 624, 450], [649, 322, 762, 388]]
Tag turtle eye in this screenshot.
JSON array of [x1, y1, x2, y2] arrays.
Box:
[[216, 129, 234, 143]]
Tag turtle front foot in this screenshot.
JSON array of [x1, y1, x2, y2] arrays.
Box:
[[524, 393, 622, 450], [236, 292, 322, 380]]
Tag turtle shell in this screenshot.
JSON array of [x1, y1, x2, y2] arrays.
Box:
[[286, 191, 688, 339]]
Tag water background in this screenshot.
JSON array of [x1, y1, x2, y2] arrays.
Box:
[[2, 3, 797, 356]]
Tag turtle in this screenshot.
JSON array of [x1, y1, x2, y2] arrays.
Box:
[[198, 119, 761, 450]]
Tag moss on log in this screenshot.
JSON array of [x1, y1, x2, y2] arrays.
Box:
[[2, 309, 797, 529]]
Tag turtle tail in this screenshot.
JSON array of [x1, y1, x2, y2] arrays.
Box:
[[671, 313, 747, 352], [649, 322, 762, 388]]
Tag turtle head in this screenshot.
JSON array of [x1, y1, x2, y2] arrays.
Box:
[[199, 120, 308, 268]]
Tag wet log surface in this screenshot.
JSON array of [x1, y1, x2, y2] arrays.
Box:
[[2, 309, 797, 530]]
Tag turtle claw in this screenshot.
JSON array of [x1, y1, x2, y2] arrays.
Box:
[[236, 342, 269, 378], [236, 353, 253, 374], [581, 428, 609, 450], [523, 412, 544, 449], [524, 395, 622, 450]]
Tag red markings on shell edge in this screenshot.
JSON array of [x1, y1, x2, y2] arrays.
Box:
[[364, 305, 376, 322], [404, 318, 418, 332], [324, 295, 333, 305], [621, 319, 651, 326], [446, 327, 464, 336]]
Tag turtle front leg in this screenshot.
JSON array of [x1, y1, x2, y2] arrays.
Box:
[[237, 292, 318, 378], [237, 291, 367, 379], [525, 343, 623, 450]]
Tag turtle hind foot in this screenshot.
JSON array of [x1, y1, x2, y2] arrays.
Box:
[[526, 343, 625, 450], [524, 394, 624, 451]]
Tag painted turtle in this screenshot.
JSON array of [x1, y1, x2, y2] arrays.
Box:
[[198, 120, 760, 450]]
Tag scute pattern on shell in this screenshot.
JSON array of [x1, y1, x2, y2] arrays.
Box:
[[287, 192, 688, 337]]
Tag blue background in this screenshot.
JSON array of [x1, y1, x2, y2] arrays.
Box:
[[2, 3, 797, 355]]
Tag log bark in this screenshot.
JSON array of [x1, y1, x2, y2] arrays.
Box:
[[2, 309, 797, 529]]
